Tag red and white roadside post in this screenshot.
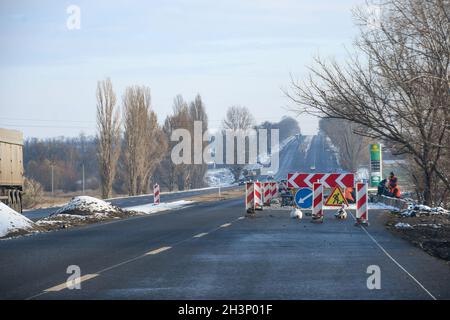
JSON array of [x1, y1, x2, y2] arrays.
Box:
[[271, 182, 278, 199], [153, 183, 160, 205], [254, 182, 264, 211], [356, 182, 369, 226], [245, 182, 255, 212], [245, 182, 264, 213], [312, 182, 324, 223], [245, 182, 254, 212], [264, 182, 272, 206]]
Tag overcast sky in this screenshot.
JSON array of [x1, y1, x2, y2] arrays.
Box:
[[0, 0, 364, 139]]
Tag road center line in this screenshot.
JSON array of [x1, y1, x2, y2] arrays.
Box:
[[145, 246, 172, 255], [220, 223, 232, 228], [350, 211, 437, 300], [193, 233, 208, 238], [44, 273, 99, 292]]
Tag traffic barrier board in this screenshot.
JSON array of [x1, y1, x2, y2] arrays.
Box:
[[287, 173, 354, 189]]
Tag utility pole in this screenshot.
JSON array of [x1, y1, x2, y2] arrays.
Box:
[[82, 164, 85, 194], [51, 164, 54, 197]]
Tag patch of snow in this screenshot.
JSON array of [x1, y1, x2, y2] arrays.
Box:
[[205, 168, 235, 187], [53, 196, 120, 216], [415, 223, 442, 229], [0, 202, 35, 237], [125, 200, 194, 215], [394, 222, 413, 230]]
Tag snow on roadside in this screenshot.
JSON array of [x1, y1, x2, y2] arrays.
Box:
[[125, 200, 194, 214], [205, 168, 235, 187], [52, 196, 122, 216], [0, 202, 35, 237]]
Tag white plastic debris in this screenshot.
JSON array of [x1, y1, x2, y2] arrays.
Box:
[[334, 206, 348, 220], [290, 208, 303, 219]]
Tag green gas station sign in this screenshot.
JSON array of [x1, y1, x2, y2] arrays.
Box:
[[370, 144, 382, 187]]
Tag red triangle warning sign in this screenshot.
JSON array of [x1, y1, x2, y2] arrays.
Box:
[[324, 187, 348, 207]]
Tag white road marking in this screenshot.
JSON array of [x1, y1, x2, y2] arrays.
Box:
[[193, 233, 208, 238], [145, 246, 172, 255], [350, 212, 437, 300], [28, 209, 245, 299], [44, 274, 99, 292]]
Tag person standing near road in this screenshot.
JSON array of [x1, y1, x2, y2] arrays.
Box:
[[377, 178, 388, 196], [388, 172, 398, 189], [345, 187, 355, 204]]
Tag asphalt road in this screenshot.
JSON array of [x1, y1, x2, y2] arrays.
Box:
[[23, 185, 238, 221], [275, 134, 340, 180], [1, 197, 450, 300]]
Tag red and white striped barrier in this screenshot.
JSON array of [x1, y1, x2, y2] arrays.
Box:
[[312, 182, 323, 221], [153, 183, 160, 205], [356, 182, 368, 225], [246, 182, 264, 211], [271, 182, 278, 198], [287, 173, 354, 189], [254, 182, 263, 210], [264, 182, 272, 205], [245, 182, 255, 210], [245, 182, 254, 211]]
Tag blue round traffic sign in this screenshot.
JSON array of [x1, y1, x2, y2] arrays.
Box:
[[295, 188, 313, 209]]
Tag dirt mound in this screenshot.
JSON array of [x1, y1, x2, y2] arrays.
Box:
[[52, 196, 124, 216]]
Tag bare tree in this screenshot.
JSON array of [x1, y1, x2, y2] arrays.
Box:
[[140, 111, 167, 193], [122, 85, 152, 196], [188, 94, 208, 188], [222, 105, 255, 181], [287, 0, 449, 205], [157, 95, 193, 191], [319, 118, 370, 172], [223, 105, 255, 131], [96, 78, 121, 198]]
